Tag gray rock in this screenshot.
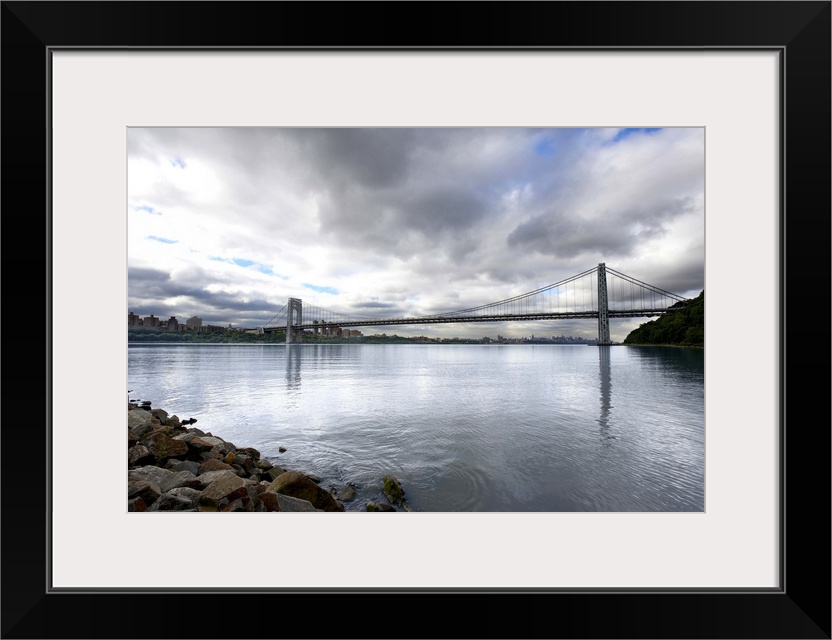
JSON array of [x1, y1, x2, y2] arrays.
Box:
[[197, 469, 238, 486], [128, 479, 161, 506], [127, 409, 153, 430], [171, 431, 198, 443], [188, 436, 226, 453], [265, 471, 344, 512], [129, 466, 174, 486], [159, 470, 201, 493], [164, 459, 201, 476], [236, 447, 261, 461], [199, 475, 252, 511], [336, 485, 357, 502], [276, 494, 323, 512], [264, 466, 288, 481], [382, 475, 405, 505], [366, 501, 396, 512], [233, 455, 254, 471], [150, 408, 169, 424], [147, 487, 202, 511], [140, 431, 188, 461], [128, 444, 155, 467], [198, 459, 235, 475], [128, 421, 154, 441]]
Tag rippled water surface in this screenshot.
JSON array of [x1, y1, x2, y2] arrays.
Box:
[[128, 343, 704, 512]]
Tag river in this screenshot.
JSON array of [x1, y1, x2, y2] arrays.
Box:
[[128, 343, 704, 512]]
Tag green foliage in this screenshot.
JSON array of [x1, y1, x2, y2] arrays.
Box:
[[623, 290, 704, 347]]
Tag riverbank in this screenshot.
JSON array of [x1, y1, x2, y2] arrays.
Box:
[[127, 400, 410, 512]]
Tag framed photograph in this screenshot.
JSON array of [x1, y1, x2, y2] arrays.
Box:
[[3, 2, 829, 638]]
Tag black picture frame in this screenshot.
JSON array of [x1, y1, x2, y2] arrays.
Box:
[[2, 2, 829, 638]]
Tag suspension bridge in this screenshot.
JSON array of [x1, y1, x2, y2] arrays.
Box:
[[259, 263, 691, 345]]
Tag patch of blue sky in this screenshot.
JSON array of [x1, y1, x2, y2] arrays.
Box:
[[147, 236, 177, 244], [210, 255, 281, 276], [533, 137, 558, 157], [255, 265, 279, 276], [135, 204, 162, 215], [169, 156, 187, 169], [303, 283, 339, 295], [609, 128, 662, 144]]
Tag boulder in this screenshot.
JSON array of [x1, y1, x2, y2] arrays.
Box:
[[127, 409, 153, 431], [188, 436, 227, 453], [164, 459, 201, 476], [198, 475, 253, 511], [128, 421, 155, 441], [148, 487, 202, 511], [265, 471, 344, 512], [382, 475, 405, 505], [276, 494, 323, 512], [366, 502, 396, 512], [236, 447, 261, 461], [128, 444, 155, 467], [264, 466, 288, 481], [172, 431, 198, 443], [140, 431, 188, 462], [197, 470, 238, 486], [129, 465, 174, 486], [198, 459, 234, 475], [128, 479, 160, 506], [150, 408, 169, 424], [258, 491, 281, 512], [335, 485, 356, 502], [158, 470, 201, 493]]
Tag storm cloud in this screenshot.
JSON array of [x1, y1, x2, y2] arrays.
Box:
[[128, 127, 704, 340]]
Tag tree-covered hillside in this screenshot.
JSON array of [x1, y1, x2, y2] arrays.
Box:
[[622, 290, 704, 347]]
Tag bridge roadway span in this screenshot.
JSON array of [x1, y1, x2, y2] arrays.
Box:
[[262, 308, 671, 333]]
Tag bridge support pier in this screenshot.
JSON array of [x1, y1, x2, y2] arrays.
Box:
[[597, 263, 612, 346], [286, 298, 302, 344]]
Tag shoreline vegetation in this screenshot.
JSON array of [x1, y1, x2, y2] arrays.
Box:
[[622, 290, 704, 348], [128, 400, 410, 513]]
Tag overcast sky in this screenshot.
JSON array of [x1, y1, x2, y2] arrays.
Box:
[[128, 127, 704, 341]]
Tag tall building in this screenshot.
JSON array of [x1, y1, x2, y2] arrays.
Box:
[[186, 316, 203, 331]]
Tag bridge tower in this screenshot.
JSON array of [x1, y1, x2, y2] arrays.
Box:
[[596, 263, 612, 346], [286, 298, 302, 344]]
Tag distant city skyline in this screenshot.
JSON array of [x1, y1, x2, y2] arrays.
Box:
[[128, 127, 704, 342]]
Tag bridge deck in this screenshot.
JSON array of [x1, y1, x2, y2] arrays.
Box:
[[262, 308, 671, 332]]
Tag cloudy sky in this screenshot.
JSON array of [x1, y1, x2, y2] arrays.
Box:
[[128, 127, 704, 341]]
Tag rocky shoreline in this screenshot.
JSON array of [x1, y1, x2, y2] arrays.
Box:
[[127, 400, 411, 512]]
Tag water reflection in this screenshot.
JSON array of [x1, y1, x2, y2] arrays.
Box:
[[597, 346, 615, 442], [285, 345, 302, 408]]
